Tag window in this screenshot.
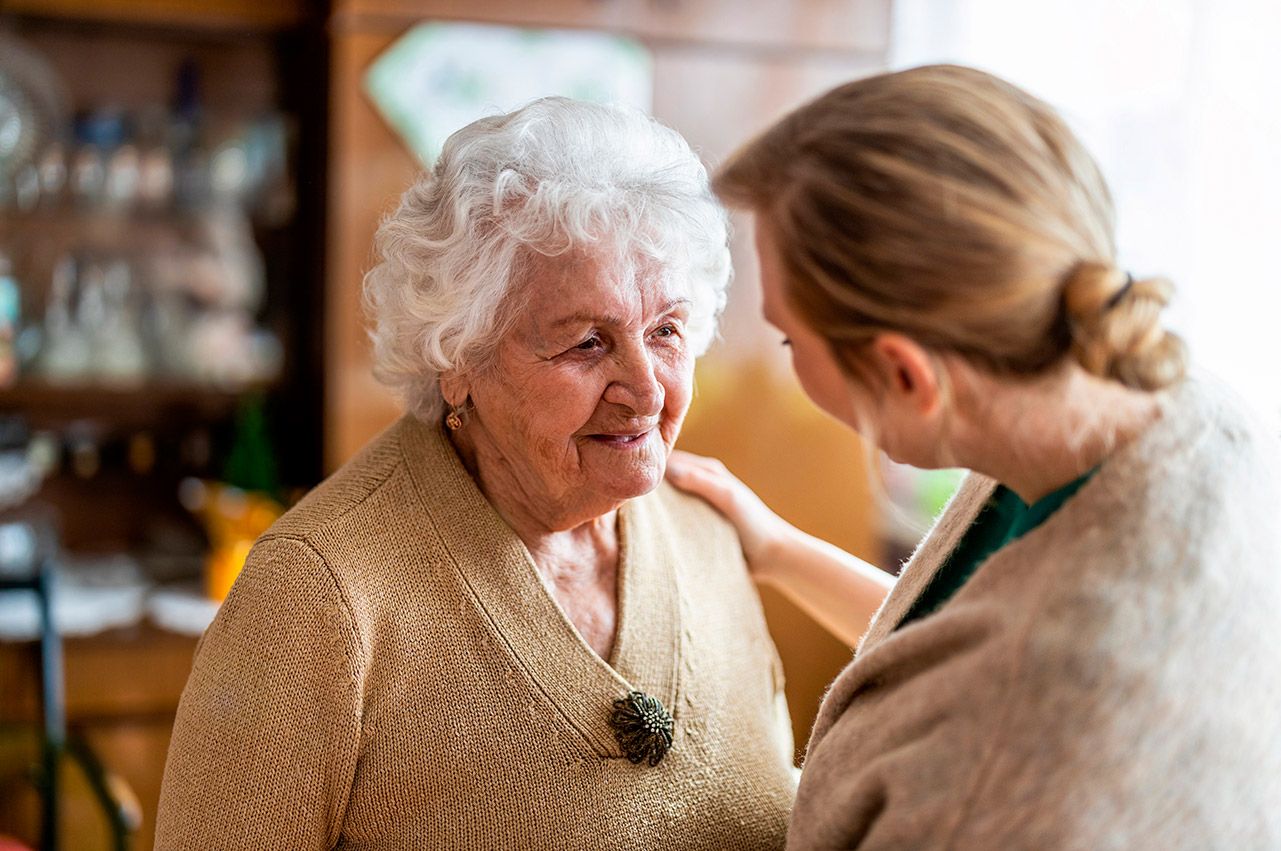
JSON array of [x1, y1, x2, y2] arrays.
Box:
[[892, 0, 1281, 426]]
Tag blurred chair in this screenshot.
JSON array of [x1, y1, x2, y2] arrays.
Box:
[[0, 418, 139, 851]]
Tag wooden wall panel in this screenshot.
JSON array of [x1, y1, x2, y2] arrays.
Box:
[[651, 46, 881, 353], [325, 30, 420, 471], [332, 0, 890, 55]]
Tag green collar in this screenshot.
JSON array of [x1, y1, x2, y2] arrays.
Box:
[[895, 468, 1096, 630], [1006, 469, 1096, 543]]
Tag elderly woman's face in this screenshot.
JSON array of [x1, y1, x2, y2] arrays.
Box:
[[460, 251, 695, 525]]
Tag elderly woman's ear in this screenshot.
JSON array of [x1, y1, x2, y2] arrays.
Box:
[[439, 373, 470, 411]]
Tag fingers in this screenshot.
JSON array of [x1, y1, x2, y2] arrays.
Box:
[[665, 455, 736, 513], [665, 454, 714, 490], [668, 449, 716, 469], [668, 449, 732, 478]]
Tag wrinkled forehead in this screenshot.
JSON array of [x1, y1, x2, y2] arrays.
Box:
[[513, 247, 693, 329]]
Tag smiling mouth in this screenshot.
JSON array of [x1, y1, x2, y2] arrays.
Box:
[[587, 430, 651, 447]]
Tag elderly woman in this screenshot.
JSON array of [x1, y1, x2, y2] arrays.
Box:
[[155, 98, 796, 849], [669, 65, 1281, 848]]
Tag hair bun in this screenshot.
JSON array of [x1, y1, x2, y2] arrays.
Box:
[[1062, 261, 1187, 391]]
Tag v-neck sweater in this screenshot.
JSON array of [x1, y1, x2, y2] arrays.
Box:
[[156, 415, 796, 850]]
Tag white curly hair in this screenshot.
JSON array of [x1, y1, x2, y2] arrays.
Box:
[[363, 96, 732, 422]]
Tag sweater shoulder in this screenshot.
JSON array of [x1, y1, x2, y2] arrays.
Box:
[[255, 417, 451, 614], [1159, 373, 1280, 485], [1104, 374, 1281, 549], [991, 375, 1281, 679], [266, 420, 409, 543], [648, 478, 744, 557]]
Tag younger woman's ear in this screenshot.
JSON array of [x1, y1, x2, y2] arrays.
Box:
[[868, 333, 942, 417]]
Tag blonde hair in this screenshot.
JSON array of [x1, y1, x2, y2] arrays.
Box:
[[715, 64, 1185, 394]]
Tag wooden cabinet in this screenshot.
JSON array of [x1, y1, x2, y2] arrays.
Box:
[[325, 0, 891, 757], [0, 0, 330, 537], [0, 0, 305, 31], [0, 1, 326, 846]]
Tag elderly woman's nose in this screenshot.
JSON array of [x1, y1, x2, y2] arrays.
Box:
[[603, 346, 665, 415]]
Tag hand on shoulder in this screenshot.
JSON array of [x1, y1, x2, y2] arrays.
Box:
[[666, 450, 893, 648], [665, 450, 790, 581]]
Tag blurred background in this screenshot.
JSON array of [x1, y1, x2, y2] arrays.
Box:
[[0, 0, 1275, 847]]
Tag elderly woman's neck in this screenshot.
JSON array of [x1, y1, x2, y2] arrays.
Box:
[[448, 422, 623, 660]]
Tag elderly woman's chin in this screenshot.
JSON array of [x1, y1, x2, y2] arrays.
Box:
[[580, 428, 672, 502]]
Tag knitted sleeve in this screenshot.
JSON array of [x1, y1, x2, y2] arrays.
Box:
[[155, 535, 364, 850]]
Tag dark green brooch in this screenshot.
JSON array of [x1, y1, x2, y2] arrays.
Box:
[[609, 690, 674, 767]]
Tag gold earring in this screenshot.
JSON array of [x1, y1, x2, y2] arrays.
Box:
[[445, 406, 464, 431]]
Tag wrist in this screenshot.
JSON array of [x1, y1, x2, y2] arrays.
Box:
[[748, 521, 795, 588]]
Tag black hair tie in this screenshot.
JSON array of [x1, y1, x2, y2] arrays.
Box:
[[1105, 273, 1136, 311]]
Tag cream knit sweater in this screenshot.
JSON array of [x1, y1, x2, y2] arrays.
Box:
[[789, 376, 1281, 850], [156, 416, 796, 850]]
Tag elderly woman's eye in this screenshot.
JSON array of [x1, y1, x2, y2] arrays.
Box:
[[653, 324, 679, 339], [575, 336, 602, 351]]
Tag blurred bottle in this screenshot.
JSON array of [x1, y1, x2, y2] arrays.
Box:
[[94, 258, 147, 385], [36, 139, 67, 208], [0, 250, 19, 387], [10, 161, 39, 212], [70, 109, 125, 208], [103, 133, 140, 211], [69, 137, 104, 205], [179, 477, 280, 601], [38, 253, 91, 382], [222, 393, 279, 495], [170, 60, 209, 210], [68, 426, 100, 480], [135, 105, 173, 212]]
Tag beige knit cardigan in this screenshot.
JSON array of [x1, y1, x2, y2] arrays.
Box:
[[788, 376, 1281, 850], [156, 415, 796, 850]]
